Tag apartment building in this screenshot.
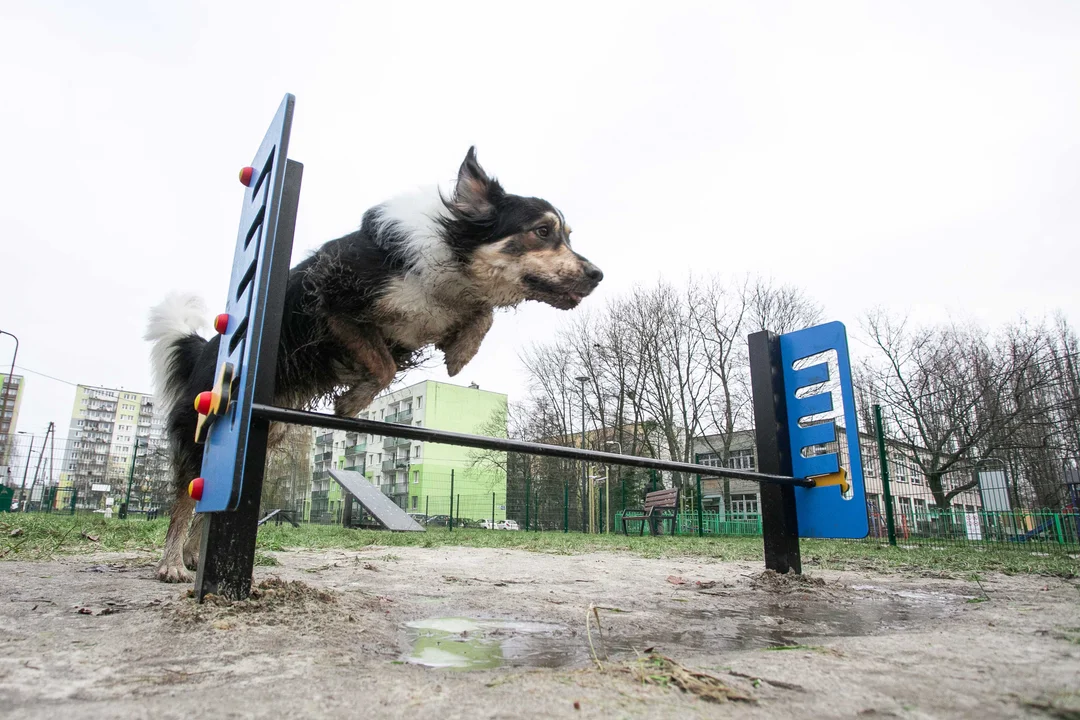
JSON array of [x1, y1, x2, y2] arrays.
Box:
[[306, 380, 508, 522], [0, 373, 25, 471], [57, 385, 164, 509]]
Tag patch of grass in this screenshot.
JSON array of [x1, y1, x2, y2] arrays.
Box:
[[253, 551, 280, 567], [0, 514, 166, 559], [3, 514, 1078, 578], [763, 644, 822, 652]]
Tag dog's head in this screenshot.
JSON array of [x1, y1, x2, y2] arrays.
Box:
[[443, 147, 603, 310]]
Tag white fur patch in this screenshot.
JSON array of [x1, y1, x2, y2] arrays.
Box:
[[370, 186, 454, 275], [145, 292, 207, 417]]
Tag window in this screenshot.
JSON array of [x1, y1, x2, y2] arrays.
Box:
[[414, 446, 421, 458], [416, 397, 423, 409], [729, 494, 759, 521], [411, 495, 418, 509], [697, 452, 721, 467], [728, 449, 755, 470]]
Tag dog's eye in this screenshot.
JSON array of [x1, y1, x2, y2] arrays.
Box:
[[535, 226, 550, 238]]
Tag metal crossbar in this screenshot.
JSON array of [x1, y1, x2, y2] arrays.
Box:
[[251, 404, 814, 487]]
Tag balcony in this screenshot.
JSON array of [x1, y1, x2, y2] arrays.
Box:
[[315, 450, 333, 463], [344, 443, 366, 456], [381, 456, 409, 473], [380, 483, 408, 497], [382, 435, 409, 450], [312, 470, 329, 482], [342, 462, 365, 474], [315, 432, 334, 446], [387, 408, 413, 424]]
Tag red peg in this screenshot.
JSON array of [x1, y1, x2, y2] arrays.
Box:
[[214, 313, 229, 334], [194, 391, 213, 416], [239, 166, 254, 186], [188, 477, 205, 501]]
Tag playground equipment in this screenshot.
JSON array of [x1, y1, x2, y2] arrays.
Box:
[[187, 94, 868, 600]]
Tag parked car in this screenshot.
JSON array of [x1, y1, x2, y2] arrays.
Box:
[[480, 519, 520, 530]]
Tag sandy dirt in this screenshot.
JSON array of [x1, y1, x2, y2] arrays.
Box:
[[1, 545, 1078, 719]]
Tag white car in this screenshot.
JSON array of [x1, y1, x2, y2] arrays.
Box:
[[480, 519, 520, 530]]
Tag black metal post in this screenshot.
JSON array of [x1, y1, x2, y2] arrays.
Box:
[[696, 474, 704, 537], [563, 480, 569, 533], [491, 492, 496, 530], [195, 152, 304, 602], [342, 494, 353, 528], [873, 404, 898, 546], [121, 437, 140, 520], [252, 404, 811, 488], [748, 330, 801, 574], [524, 471, 531, 531], [449, 470, 454, 532]]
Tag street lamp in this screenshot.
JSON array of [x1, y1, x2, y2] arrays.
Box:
[[575, 375, 589, 532]]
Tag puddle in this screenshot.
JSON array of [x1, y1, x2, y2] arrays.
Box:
[[403, 598, 954, 671], [404, 617, 574, 670]]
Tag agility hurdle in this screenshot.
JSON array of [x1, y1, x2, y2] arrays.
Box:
[[189, 94, 868, 601]]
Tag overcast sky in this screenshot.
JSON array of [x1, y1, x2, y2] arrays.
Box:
[[2, 1, 1078, 442]]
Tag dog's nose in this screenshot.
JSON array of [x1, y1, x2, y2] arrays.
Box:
[[583, 262, 604, 283]]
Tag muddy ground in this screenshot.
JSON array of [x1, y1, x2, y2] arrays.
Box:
[[1, 545, 1078, 719]]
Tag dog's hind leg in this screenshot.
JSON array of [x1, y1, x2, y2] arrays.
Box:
[[157, 488, 195, 583], [183, 513, 205, 571]]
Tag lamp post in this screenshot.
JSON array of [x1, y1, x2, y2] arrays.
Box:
[[604, 440, 621, 534], [575, 375, 589, 532]]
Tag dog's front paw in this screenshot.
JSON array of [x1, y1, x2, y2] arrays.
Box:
[[156, 562, 193, 584]]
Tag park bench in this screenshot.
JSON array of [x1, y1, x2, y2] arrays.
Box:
[[621, 488, 680, 536]]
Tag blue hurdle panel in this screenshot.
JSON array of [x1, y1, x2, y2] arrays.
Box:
[[779, 321, 869, 539], [194, 94, 299, 512]]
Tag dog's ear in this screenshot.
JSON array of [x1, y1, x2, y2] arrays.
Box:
[[452, 146, 500, 217]]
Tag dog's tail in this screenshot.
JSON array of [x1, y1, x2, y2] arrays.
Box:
[[145, 292, 208, 419]]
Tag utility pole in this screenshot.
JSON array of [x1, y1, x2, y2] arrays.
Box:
[[22, 423, 53, 512]]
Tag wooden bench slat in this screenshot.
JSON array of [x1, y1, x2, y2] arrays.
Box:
[[622, 488, 680, 537]]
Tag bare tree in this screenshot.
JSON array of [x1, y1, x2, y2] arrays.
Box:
[[262, 424, 312, 513], [862, 311, 1057, 509]]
